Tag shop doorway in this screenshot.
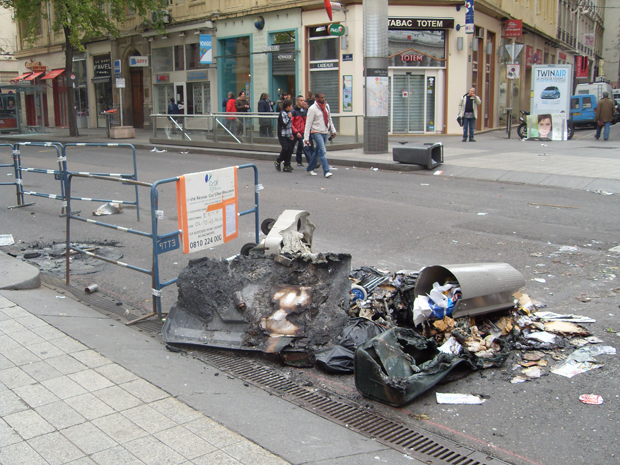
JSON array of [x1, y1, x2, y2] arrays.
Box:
[[174, 82, 187, 114], [130, 68, 144, 128], [392, 73, 425, 133], [484, 31, 496, 129], [53, 74, 68, 127]]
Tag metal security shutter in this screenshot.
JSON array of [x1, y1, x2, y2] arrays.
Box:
[[272, 43, 296, 76], [392, 74, 424, 133], [309, 69, 339, 130], [408, 75, 424, 132]]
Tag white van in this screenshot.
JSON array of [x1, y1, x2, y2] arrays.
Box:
[[613, 89, 620, 100], [575, 82, 613, 102]]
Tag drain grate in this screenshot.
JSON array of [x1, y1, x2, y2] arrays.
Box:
[[192, 350, 511, 465]]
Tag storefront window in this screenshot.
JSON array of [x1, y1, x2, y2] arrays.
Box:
[[309, 27, 339, 62], [186, 43, 210, 70], [153, 47, 173, 73], [219, 36, 251, 100], [73, 57, 89, 127], [155, 83, 174, 114], [174, 45, 185, 71], [388, 30, 446, 68], [95, 81, 113, 128], [187, 82, 210, 114]]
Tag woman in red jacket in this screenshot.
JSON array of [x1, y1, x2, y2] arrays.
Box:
[[225, 92, 236, 133]]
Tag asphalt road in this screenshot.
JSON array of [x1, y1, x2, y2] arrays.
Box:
[[1, 143, 619, 465]]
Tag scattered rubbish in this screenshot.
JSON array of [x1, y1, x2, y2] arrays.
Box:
[[559, 246, 579, 253], [575, 296, 591, 303], [585, 336, 604, 344], [528, 203, 578, 209], [421, 183, 429, 186], [543, 321, 590, 336], [151, 147, 167, 152], [24, 252, 41, 259], [534, 311, 596, 323], [315, 318, 388, 373], [180, 151, 189, 154], [609, 245, 620, 253], [551, 345, 615, 378], [0, 234, 15, 246], [93, 202, 122, 216], [371, 167, 379, 171], [593, 190, 614, 196], [511, 375, 528, 384], [436, 393, 486, 405], [579, 394, 603, 405], [84, 284, 99, 294], [477, 212, 487, 216], [433, 171, 443, 175], [55, 295, 66, 299], [533, 278, 546, 283], [526, 331, 556, 344], [523, 351, 544, 361], [521, 366, 542, 378]]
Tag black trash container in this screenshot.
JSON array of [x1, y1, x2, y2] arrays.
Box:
[[392, 142, 443, 170]]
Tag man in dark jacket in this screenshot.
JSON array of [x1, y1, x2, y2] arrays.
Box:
[[257, 93, 274, 137], [291, 95, 310, 166], [595, 92, 616, 141]]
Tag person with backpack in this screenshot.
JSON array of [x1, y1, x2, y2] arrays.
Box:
[[274, 99, 295, 173]]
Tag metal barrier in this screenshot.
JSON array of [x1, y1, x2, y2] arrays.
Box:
[[0, 143, 30, 208], [11, 142, 67, 213], [65, 164, 260, 322], [63, 143, 141, 221]]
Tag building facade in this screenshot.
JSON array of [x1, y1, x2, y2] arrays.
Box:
[[12, 1, 610, 136]]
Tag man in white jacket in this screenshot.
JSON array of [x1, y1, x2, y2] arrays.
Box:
[[303, 93, 337, 178]]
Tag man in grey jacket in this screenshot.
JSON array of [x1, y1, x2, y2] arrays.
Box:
[[303, 93, 337, 178], [457, 88, 481, 142]]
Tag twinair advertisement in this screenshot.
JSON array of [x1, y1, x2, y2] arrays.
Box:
[[530, 64, 572, 116]]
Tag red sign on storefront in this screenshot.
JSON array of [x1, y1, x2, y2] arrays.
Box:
[[400, 54, 424, 62], [576, 56, 589, 78], [559, 52, 567, 61], [505, 19, 522, 37], [525, 46, 533, 68]]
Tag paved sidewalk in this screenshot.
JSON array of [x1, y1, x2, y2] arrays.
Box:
[[0, 292, 289, 465]]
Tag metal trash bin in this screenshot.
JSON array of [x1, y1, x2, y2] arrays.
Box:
[[392, 142, 443, 170], [414, 263, 525, 318]]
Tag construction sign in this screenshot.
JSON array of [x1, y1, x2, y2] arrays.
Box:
[[177, 167, 239, 253]]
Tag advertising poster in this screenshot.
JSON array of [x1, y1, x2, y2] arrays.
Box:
[[199, 34, 213, 65], [366, 69, 389, 117], [531, 64, 572, 116], [526, 114, 567, 141], [465, 1, 474, 34], [343, 75, 352, 112], [177, 167, 238, 254], [525, 46, 533, 69]]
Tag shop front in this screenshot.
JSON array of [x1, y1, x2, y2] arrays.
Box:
[[91, 54, 113, 128], [217, 10, 302, 113], [150, 31, 215, 117]]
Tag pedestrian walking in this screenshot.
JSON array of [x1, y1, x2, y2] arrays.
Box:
[[291, 95, 310, 166], [303, 92, 337, 178], [258, 93, 274, 137], [168, 98, 179, 134], [225, 92, 237, 133], [235, 90, 250, 135], [275, 93, 290, 113], [595, 92, 616, 141], [457, 87, 481, 142], [305, 91, 315, 108], [274, 99, 295, 173]]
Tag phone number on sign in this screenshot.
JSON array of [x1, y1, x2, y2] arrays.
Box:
[[189, 235, 222, 249]]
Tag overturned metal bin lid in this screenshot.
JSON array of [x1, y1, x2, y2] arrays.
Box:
[[414, 263, 525, 318]]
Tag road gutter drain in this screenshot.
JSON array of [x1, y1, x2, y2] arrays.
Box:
[[192, 349, 510, 465]]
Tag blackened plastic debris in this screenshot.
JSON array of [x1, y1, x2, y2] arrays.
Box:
[[315, 318, 388, 373], [354, 328, 468, 407]]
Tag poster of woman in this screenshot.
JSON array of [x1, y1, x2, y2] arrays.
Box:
[[526, 113, 567, 140]]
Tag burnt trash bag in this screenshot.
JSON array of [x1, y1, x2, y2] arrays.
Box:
[[354, 327, 468, 407], [315, 318, 388, 374]]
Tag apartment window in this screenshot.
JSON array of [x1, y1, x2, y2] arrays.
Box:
[[174, 45, 185, 70]]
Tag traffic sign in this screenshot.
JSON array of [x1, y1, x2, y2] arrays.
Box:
[[114, 59, 121, 78]]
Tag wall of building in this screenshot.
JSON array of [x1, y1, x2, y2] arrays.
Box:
[[602, 2, 620, 87]]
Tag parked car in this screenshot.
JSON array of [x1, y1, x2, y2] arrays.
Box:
[[541, 86, 561, 99], [615, 99, 620, 123], [570, 94, 597, 128]]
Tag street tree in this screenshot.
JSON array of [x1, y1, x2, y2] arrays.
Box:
[[1, 0, 164, 136]]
